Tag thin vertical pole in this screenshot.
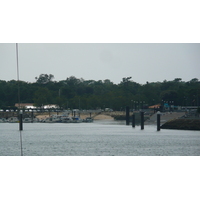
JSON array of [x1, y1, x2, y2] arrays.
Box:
[[16, 43, 23, 156], [16, 43, 20, 108]]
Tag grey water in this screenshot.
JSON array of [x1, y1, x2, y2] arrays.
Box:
[[0, 120, 200, 156]]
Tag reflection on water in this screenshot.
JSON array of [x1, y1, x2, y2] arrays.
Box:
[[0, 120, 200, 156]]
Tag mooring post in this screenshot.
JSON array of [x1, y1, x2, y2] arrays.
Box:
[[157, 111, 161, 131], [132, 114, 135, 127], [126, 106, 130, 125], [19, 110, 23, 131], [140, 111, 144, 130]]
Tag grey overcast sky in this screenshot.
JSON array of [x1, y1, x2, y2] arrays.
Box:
[[1, 1, 200, 84], [0, 43, 199, 84]]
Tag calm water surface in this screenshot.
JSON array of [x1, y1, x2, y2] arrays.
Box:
[[0, 120, 200, 156]]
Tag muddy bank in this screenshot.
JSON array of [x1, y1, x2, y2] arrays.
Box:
[[161, 119, 200, 130]]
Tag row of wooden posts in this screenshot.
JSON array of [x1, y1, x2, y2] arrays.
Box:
[[126, 106, 161, 131], [18, 107, 161, 131]]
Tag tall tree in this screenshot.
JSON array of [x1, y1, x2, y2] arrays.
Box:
[[35, 74, 54, 84]]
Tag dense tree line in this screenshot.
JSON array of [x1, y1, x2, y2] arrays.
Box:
[[0, 74, 200, 110]]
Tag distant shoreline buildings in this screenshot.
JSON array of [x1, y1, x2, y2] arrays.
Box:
[[15, 103, 58, 109]]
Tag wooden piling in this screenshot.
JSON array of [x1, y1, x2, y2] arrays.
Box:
[[157, 112, 161, 131], [141, 111, 144, 130], [19, 110, 23, 131], [132, 114, 135, 127]]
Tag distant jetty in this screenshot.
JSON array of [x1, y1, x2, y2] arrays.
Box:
[[161, 119, 200, 131]]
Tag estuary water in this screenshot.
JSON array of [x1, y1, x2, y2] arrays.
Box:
[[0, 120, 200, 156]]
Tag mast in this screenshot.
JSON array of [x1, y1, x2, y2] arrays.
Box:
[[16, 43, 23, 156]]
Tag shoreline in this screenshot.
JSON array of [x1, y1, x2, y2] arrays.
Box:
[[36, 113, 114, 120]]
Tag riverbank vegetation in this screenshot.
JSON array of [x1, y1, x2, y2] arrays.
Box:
[[0, 74, 200, 111]]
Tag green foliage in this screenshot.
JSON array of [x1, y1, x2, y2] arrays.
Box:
[[0, 75, 200, 110], [35, 74, 54, 84], [33, 88, 52, 107]]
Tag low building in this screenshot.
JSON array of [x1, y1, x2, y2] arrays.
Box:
[[148, 104, 161, 109], [15, 103, 36, 109], [43, 104, 58, 109], [15, 103, 59, 110]]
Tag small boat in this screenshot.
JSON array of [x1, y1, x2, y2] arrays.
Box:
[[23, 118, 32, 123], [8, 117, 19, 123], [0, 118, 7, 123], [83, 117, 93, 123], [61, 117, 73, 123], [71, 116, 82, 123], [23, 118, 39, 123], [42, 117, 58, 123]]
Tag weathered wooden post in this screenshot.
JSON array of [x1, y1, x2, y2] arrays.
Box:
[[157, 111, 161, 131], [140, 111, 144, 130], [126, 106, 130, 125], [132, 114, 135, 127], [19, 110, 23, 131]]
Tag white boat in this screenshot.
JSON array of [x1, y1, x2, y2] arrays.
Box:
[[40, 113, 83, 123], [61, 116, 73, 123], [43, 117, 54, 123], [42, 115, 62, 123], [0, 118, 7, 123], [8, 117, 19, 123], [33, 118, 40, 123]]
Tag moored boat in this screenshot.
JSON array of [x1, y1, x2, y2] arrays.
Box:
[[23, 118, 32, 123], [71, 116, 82, 123], [83, 117, 93, 123], [0, 118, 7, 123], [8, 117, 19, 123]]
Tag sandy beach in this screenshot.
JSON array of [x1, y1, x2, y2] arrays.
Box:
[[36, 113, 114, 120]]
